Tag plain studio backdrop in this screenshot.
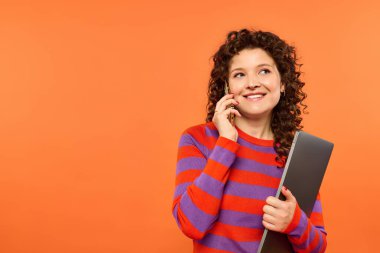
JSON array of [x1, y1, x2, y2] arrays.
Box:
[[0, 1, 379, 252]]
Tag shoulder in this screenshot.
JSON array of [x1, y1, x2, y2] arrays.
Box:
[[182, 121, 216, 135], [179, 122, 219, 152], [181, 121, 218, 141]]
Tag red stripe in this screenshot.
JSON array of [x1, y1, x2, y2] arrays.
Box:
[[238, 145, 278, 166], [176, 169, 201, 186], [215, 136, 240, 153], [172, 195, 181, 213], [319, 232, 327, 253], [235, 125, 274, 147], [229, 169, 280, 188], [186, 126, 214, 150], [206, 121, 217, 130], [220, 194, 266, 215], [203, 159, 231, 183], [209, 222, 263, 242], [310, 212, 324, 227], [186, 124, 240, 153], [178, 145, 205, 160], [188, 185, 220, 216]]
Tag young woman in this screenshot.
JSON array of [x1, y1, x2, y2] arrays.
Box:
[[172, 28, 327, 253]]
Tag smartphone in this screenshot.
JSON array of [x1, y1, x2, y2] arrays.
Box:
[[224, 81, 236, 124]]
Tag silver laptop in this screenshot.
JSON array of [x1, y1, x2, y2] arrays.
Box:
[[257, 131, 334, 253]]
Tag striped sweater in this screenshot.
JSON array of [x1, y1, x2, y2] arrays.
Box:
[[172, 122, 327, 253]]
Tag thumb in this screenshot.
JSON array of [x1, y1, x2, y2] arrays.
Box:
[[282, 186, 295, 201]]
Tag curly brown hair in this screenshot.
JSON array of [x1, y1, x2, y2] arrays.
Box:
[[205, 27, 308, 167]]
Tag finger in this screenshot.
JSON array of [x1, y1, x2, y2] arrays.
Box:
[[262, 220, 279, 232], [282, 186, 296, 202], [215, 94, 235, 111], [266, 196, 284, 209], [223, 108, 242, 117], [263, 204, 277, 216], [263, 213, 277, 224], [218, 98, 239, 112]]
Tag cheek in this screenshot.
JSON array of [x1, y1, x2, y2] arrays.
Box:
[[269, 87, 282, 104], [229, 85, 243, 95], [273, 93, 281, 105], [270, 83, 282, 95]]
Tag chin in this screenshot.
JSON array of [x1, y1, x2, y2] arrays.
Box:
[[241, 110, 272, 120]]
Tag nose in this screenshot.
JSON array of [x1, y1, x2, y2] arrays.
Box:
[[247, 76, 262, 88]]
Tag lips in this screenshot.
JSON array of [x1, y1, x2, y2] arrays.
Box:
[[246, 94, 264, 99], [243, 92, 267, 97], [243, 93, 266, 101]]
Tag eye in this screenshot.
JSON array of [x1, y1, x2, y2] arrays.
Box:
[[259, 69, 271, 75], [233, 72, 244, 78]]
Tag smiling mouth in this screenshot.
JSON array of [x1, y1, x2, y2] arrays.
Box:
[[244, 94, 266, 100], [245, 94, 265, 98]]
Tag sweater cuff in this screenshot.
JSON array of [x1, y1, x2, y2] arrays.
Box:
[[283, 202, 303, 235], [217, 136, 240, 152]]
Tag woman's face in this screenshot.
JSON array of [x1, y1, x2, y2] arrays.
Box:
[[227, 48, 284, 120]]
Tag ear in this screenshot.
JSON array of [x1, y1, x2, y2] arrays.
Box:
[[280, 82, 285, 93]]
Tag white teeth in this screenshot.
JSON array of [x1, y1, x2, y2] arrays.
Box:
[[246, 94, 263, 99]]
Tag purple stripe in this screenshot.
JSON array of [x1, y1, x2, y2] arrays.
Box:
[[180, 192, 217, 233], [293, 224, 317, 250], [172, 204, 181, 228], [312, 199, 322, 213], [233, 158, 283, 178], [218, 209, 264, 229], [289, 210, 308, 237], [224, 181, 277, 200], [310, 231, 323, 253], [174, 182, 192, 199], [199, 233, 260, 252], [238, 138, 276, 154], [179, 133, 209, 157], [205, 125, 219, 139], [195, 173, 224, 199], [176, 157, 206, 175], [205, 125, 276, 153], [209, 145, 237, 167], [179, 133, 195, 147], [316, 226, 327, 235]]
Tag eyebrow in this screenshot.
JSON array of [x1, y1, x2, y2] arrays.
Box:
[[230, 63, 273, 72]]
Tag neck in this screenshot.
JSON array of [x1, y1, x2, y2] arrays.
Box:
[[234, 113, 274, 140]]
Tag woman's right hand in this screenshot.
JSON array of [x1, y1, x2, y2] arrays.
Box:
[[212, 93, 242, 142]]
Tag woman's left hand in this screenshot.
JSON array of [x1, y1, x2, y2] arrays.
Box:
[[262, 186, 297, 233]]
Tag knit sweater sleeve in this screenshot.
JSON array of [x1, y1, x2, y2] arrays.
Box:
[[171, 128, 240, 240], [283, 192, 328, 253]]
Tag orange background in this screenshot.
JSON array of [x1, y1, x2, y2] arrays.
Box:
[[0, 1, 379, 252]]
